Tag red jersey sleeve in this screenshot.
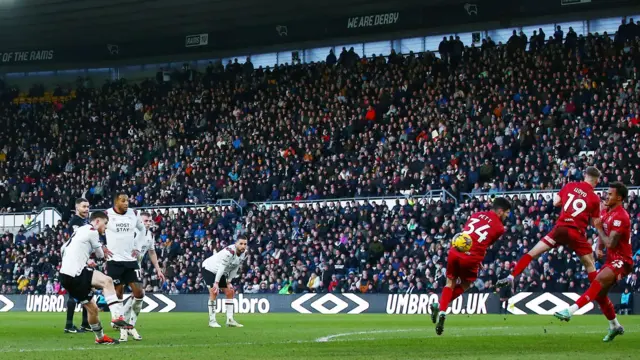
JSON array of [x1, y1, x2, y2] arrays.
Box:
[[589, 194, 601, 220]]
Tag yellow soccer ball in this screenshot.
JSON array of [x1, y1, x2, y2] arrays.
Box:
[[452, 233, 473, 252]]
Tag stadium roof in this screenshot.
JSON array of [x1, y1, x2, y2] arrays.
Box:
[[0, 0, 446, 50]]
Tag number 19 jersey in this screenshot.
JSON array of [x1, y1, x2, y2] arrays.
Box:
[[461, 211, 505, 260], [556, 181, 601, 232]]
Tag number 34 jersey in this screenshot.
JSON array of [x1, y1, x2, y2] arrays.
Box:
[[556, 181, 601, 232], [461, 211, 505, 260]]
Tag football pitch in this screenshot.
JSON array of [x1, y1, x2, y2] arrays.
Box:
[[0, 313, 637, 359]]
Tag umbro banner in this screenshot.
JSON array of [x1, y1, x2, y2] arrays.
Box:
[[0, 293, 635, 315]]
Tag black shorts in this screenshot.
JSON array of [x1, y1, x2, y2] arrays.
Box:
[[107, 261, 142, 286], [203, 269, 227, 289], [60, 268, 95, 304]]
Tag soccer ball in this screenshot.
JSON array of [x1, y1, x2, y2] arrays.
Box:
[[452, 233, 472, 252]]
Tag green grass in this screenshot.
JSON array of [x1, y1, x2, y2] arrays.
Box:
[[0, 313, 637, 359]]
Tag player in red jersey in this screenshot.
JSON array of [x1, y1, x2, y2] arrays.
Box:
[[555, 182, 631, 342], [496, 166, 602, 289], [431, 197, 511, 335]]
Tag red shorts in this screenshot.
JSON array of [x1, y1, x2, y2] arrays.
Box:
[[602, 261, 632, 282], [446, 248, 481, 282], [541, 225, 592, 257]]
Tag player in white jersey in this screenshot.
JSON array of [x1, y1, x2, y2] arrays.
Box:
[[202, 235, 248, 328], [59, 211, 131, 345], [105, 192, 146, 342], [64, 197, 91, 334], [121, 212, 165, 341]]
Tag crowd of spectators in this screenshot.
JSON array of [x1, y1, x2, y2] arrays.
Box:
[[1, 21, 640, 297], [1, 192, 639, 297]]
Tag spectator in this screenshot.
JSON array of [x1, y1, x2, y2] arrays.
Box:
[[618, 288, 632, 315], [0, 25, 639, 298]]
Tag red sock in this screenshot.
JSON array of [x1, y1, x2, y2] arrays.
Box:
[[595, 295, 616, 320], [576, 281, 602, 308], [512, 254, 532, 277], [588, 271, 597, 283], [452, 285, 465, 300], [439, 286, 453, 312]]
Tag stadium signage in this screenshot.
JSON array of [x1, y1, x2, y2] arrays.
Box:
[[211, 294, 270, 314], [0, 50, 54, 63], [506, 292, 595, 315], [2, 293, 635, 314], [291, 293, 369, 314], [0, 295, 14, 312], [26, 295, 67, 312], [385, 293, 489, 315], [185, 33, 209, 48], [561, 0, 592, 5], [346, 12, 399, 29]]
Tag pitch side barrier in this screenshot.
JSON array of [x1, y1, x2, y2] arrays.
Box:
[[2, 187, 638, 232], [461, 187, 640, 203], [0, 292, 636, 315]]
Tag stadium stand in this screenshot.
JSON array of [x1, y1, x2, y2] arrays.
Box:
[[1, 19, 640, 296]]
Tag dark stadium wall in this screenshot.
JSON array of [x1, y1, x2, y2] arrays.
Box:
[[0, 0, 636, 71]]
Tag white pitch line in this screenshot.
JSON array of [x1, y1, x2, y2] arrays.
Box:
[[315, 329, 419, 343]]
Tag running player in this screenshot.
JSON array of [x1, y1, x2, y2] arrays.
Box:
[[64, 198, 91, 334], [555, 182, 631, 342], [121, 212, 165, 341], [202, 235, 248, 328], [59, 211, 131, 345], [104, 192, 146, 342], [497, 166, 602, 288], [431, 197, 511, 335]]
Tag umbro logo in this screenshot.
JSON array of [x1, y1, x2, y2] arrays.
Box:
[[291, 294, 369, 314], [506, 292, 594, 315]]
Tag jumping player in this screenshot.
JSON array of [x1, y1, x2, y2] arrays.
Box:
[[202, 235, 247, 328], [497, 166, 602, 288], [59, 211, 131, 345], [431, 197, 511, 335], [64, 198, 91, 334], [555, 182, 631, 342]]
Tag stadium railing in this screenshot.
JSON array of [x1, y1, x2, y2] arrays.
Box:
[[253, 189, 456, 210], [460, 187, 640, 202], [0, 191, 455, 232], [0, 207, 61, 237]]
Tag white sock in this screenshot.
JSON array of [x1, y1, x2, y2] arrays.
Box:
[[208, 299, 217, 323], [105, 293, 124, 319], [568, 304, 579, 315], [225, 299, 234, 321], [609, 317, 621, 330], [130, 298, 143, 326], [123, 299, 133, 322], [90, 322, 104, 340]]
